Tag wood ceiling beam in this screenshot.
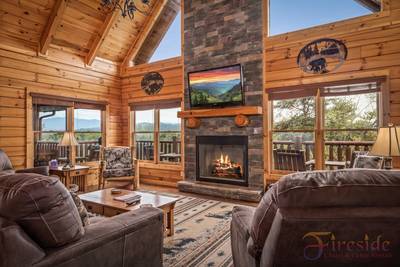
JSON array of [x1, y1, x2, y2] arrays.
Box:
[[353, 0, 381, 12], [122, 0, 168, 68], [85, 1, 123, 66], [39, 0, 68, 55]]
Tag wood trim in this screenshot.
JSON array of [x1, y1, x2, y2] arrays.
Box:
[[26, 89, 33, 168], [178, 106, 263, 119], [30, 93, 108, 106], [85, 1, 123, 66], [122, 0, 169, 68], [39, 0, 68, 55]]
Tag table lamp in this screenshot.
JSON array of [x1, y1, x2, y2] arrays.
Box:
[[58, 132, 78, 170], [370, 124, 400, 169]]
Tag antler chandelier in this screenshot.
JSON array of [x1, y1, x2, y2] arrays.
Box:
[[100, 0, 150, 20]]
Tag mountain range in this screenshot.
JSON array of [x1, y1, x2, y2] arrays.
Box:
[[191, 79, 241, 96]]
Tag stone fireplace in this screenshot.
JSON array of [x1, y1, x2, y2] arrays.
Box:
[[197, 136, 248, 186], [178, 0, 264, 201]]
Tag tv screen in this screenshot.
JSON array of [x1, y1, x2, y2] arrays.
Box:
[[188, 64, 244, 108]]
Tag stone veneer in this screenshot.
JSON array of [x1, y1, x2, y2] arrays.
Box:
[[179, 0, 264, 199]]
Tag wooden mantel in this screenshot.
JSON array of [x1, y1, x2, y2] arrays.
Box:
[[178, 106, 263, 128]]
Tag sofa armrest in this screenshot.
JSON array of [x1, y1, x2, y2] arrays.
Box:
[[230, 206, 257, 267], [16, 166, 49, 176], [34, 207, 164, 267]]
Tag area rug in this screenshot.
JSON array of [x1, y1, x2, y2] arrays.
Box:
[[162, 195, 239, 267]]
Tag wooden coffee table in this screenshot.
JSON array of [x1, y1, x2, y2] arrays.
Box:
[[79, 188, 179, 236]]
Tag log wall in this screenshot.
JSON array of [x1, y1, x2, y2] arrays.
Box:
[[0, 44, 122, 169]]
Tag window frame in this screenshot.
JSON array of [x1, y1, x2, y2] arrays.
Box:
[[130, 103, 182, 166], [32, 98, 106, 166], [267, 80, 384, 175]]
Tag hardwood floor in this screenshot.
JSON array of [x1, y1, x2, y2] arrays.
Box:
[[140, 183, 258, 207]]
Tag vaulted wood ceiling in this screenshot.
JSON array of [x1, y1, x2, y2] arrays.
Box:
[[0, 0, 180, 66]]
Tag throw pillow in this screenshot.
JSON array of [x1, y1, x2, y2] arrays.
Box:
[[353, 155, 383, 169], [70, 191, 90, 226]]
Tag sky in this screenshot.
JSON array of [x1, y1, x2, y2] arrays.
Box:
[[269, 0, 372, 35]]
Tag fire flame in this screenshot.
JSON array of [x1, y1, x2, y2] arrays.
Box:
[[220, 153, 230, 164]]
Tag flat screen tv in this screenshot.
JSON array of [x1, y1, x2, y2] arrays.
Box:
[[188, 64, 244, 108]]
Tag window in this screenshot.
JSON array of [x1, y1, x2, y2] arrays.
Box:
[[74, 109, 102, 162], [131, 103, 181, 164], [271, 94, 316, 172], [268, 0, 379, 36], [269, 81, 381, 173], [149, 11, 181, 63], [32, 96, 105, 166], [33, 105, 67, 167]]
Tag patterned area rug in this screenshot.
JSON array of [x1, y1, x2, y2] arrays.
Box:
[[163, 195, 238, 267]]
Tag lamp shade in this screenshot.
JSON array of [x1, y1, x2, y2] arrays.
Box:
[[370, 125, 400, 157], [58, 132, 78, 147]]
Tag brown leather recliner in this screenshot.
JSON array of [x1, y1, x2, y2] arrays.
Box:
[[0, 161, 164, 267], [231, 169, 400, 267]]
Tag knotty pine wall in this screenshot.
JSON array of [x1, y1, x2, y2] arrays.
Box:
[[263, 0, 400, 177], [121, 57, 184, 187], [0, 44, 122, 169]]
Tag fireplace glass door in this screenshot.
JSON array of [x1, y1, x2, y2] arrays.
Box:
[[196, 136, 248, 186]]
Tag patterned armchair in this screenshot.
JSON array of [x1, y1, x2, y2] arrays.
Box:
[[99, 146, 139, 190]]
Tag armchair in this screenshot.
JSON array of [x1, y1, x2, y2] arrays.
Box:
[[99, 146, 139, 190]]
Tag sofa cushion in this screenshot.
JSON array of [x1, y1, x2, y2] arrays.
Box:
[[0, 217, 45, 266], [0, 173, 84, 248], [277, 169, 400, 208], [353, 155, 383, 169], [15, 166, 50, 176], [249, 183, 278, 258]]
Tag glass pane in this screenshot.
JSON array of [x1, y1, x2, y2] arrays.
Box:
[[34, 132, 65, 167], [273, 97, 315, 130], [135, 133, 154, 160], [324, 93, 378, 130], [37, 106, 67, 131], [324, 130, 377, 170], [75, 132, 102, 163], [272, 132, 315, 172], [135, 110, 154, 132], [74, 109, 101, 132], [269, 0, 375, 36], [159, 132, 181, 164], [160, 107, 181, 131]]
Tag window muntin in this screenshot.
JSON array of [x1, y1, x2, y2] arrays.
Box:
[[268, 0, 378, 36]]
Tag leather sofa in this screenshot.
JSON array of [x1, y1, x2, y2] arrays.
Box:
[[231, 169, 400, 267], [0, 151, 164, 267]]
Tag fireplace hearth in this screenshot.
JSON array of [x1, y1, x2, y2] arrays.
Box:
[[196, 136, 248, 186]]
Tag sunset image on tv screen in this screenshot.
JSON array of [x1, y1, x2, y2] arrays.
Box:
[[189, 65, 243, 107]]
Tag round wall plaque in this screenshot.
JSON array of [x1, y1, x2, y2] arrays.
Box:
[[141, 72, 164, 95], [297, 38, 347, 74]]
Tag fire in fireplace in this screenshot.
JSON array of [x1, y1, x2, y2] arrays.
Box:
[[196, 136, 248, 186]]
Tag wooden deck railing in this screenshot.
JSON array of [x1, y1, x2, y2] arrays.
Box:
[[135, 140, 181, 161], [35, 140, 99, 165], [272, 140, 375, 163]]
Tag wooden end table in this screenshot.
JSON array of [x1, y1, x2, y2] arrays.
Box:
[[79, 188, 179, 236], [50, 165, 90, 192]]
